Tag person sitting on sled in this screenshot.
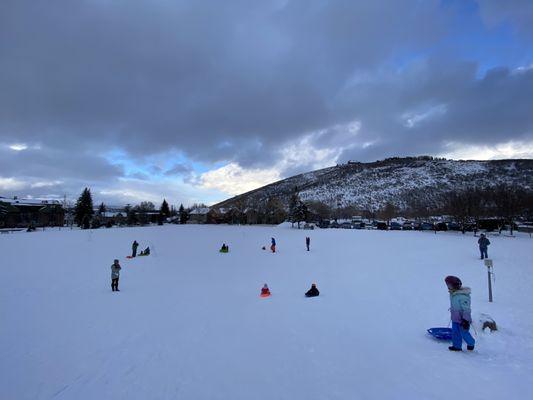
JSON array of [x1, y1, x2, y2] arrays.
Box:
[[140, 247, 150, 256], [220, 243, 229, 253], [305, 283, 319, 297], [260, 284, 271, 297], [445, 275, 475, 352], [270, 237, 276, 253]]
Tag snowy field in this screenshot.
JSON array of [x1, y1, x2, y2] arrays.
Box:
[[1, 225, 533, 400]]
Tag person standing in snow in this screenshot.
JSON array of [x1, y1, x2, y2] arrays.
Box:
[[305, 236, 310, 251], [478, 234, 490, 259], [132, 240, 139, 258], [445, 276, 475, 351], [111, 259, 121, 292], [270, 237, 276, 253]]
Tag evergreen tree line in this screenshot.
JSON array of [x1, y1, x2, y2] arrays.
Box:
[[73, 187, 192, 229]]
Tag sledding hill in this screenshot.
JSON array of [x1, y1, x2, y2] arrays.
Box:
[[213, 157, 533, 211]]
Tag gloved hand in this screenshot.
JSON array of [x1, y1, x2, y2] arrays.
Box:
[[461, 319, 470, 330]]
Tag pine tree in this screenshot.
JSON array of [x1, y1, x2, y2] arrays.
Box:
[[74, 188, 94, 227], [178, 204, 188, 224], [98, 202, 106, 215], [288, 192, 299, 227], [294, 201, 308, 229], [160, 199, 170, 219]]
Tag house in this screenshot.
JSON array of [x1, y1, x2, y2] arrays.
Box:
[[188, 207, 211, 224], [0, 197, 65, 228]]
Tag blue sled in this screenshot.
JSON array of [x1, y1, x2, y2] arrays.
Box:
[[427, 327, 452, 341]]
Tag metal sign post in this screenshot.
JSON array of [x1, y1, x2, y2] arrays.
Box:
[[484, 259, 494, 302]]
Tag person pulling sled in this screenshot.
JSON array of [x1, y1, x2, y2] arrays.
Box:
[[445, 276, 475, 351]]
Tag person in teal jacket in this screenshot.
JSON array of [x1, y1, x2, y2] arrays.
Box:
[[445, 276, 475, 351]]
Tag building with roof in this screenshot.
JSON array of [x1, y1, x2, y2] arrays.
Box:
[[0, 196, 65, 228]]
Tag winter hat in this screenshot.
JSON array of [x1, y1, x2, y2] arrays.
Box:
[[445, 276, 462, 290]]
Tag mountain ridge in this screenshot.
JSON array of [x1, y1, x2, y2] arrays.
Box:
[[212, 157, 533, 213]]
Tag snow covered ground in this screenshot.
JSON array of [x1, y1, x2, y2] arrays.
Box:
[[1, 225, 532, 400]]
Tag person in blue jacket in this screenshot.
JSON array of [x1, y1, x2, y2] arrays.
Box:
[[445, 276, 475, 351]]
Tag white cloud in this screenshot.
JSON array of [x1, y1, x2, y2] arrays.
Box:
[[9, 143, 28, 151], [30, 180, 63, 188], [440, 140, 533, 160], [200, 163, 281, 196], [0, 177, 27, 190]]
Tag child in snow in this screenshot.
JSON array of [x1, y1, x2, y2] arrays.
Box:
[[478, 234, 490, 259], [270, 237, 276, 253], [260, 284, 271, 297], [132, 240, 139, 258], [445, 276, 475, 351], [111, 259, 121, 292], [220, 243, 229, 253], [305, 283, 319, 297], [306, 236, 310, 251], [140, 247, 150, 256]]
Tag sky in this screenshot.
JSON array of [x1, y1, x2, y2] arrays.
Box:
[[1, 0, 533, 207]]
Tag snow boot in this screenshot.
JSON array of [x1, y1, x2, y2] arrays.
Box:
[[448, 346, 462, 351], [467, 345, 475, 351]]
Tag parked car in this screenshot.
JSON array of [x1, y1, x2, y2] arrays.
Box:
[[390, 222, 402, 230], [330, 221, 340, 229], [402, 222, 414, 230], [352, 221, 365, 229], [436, 222, 448, 231], [376, 221, 388, 230], [447, 222, 461, 231], [318, 220, 330, 229], [421, 222, 434, 231], [340, 222, 352, 229]]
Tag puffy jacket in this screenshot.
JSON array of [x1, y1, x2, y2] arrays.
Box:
[[478, 237, 490, 248], [449, 287, 472, 323], [111, 263, 121, 279], [305, 286, 319, 297]]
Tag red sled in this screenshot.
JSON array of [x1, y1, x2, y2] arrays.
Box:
[[126, 256, 134, 259]]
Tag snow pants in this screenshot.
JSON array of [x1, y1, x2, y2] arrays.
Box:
[[112, 278, 119, 291], [480, 247, 488, 259], [451, 322, 475, 349], [132, 248, 137, 257]]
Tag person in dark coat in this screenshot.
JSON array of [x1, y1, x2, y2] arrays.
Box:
[[305, 283, 319, 297], [478, 234, 490, 259], [305, 237, 310, 251], [111, 259, 121, 292], [140, 247, 150, 256], [132, 240, 139, 257]]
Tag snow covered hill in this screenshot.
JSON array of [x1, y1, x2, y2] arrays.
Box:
[[213, 157, 533, 211], [1, 225, 533, 400]]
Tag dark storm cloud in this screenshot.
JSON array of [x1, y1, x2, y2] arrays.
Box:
[[0, 0, 444, 164], [477, 0, 533, 37], [0, 0, 532, 200], [334, 61, 533, 161]]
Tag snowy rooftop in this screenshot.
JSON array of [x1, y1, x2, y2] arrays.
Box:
[[0, 197, 62, 206]]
